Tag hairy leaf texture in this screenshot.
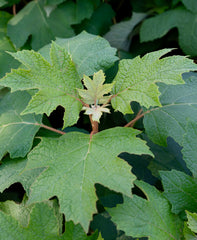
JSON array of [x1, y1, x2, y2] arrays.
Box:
[[78, 70, 114, 105], [0, 91, 42, 159], [23, 127, 152, 231], [111, 49, 197, 115], [0, 42, 82, 128], [108, 180, 183, 240]]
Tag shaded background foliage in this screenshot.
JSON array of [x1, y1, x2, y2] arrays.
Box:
[[0, 0, 197, 239]]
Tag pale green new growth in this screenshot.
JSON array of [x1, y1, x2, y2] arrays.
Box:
[[78, 70, 114, 105], [108, 180, 183, 240], [111, 49, 197, 114], [0, 42, 82, 128], [78, 70, 113, 122], [82, 105, 110, 122], [186, 211, 197, 233], [24, 127, 152, 231]]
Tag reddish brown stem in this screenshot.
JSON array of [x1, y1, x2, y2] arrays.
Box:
[[124, 109, 150, 128], [13, 4, 16, 15], [36, 123, 66, 135], [89, 115, 98, 138]]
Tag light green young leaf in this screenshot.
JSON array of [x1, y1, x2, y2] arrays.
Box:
[[23, 127, 152, 231], [7, 1, 55, 50], [0, 91, 42, 159], [182, 121, 197, 178], [0, 42, 82, 128], [39, 31, 118, 77], [183, 224, 197, 240], [140, 8, 197, 56], [144, 73, 197, 146], [104, 12, 147, 51], [111, 49, 197, 115], [108, 180, 183, 240], [160, 170, 197, 214], [82, 105, 110, 122], [186, 211, 197, 233], [78, 70, 114, 105]]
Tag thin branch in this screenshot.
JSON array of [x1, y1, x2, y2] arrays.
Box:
[[124, 109, 151, 128], [35, 123, 66, 135], [89, 115, 98, 138], [13, 4, 16, 15]]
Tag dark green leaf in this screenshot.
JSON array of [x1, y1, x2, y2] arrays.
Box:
[[108, 180, 183, 240], [0, 91, 42, 159], [144, 73, 197, 146], [0, 11, 19, 77], [160, 170, 197, 214], [7, 1, 55, 50], [24, 127, 151, 231], [140, 8, 197, 56], [48, 0, 94, 38], [182, 121, 197, 177]]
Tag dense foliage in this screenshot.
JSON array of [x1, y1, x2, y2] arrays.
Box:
[[0, 0, 197, 239]]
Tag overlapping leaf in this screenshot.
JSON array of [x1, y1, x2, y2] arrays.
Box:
[[0, 200, 98, 239], [74, 3, 115, 36], [0, 91, 42, 159], [140, 8, 197, 56], [182, 121, 197, 177], [23, 127, 152, 231], [108, 180, 183, 240], [144, 73, 197, 146], [0, 201, 60, 239], [48, 0, 94, 38], [0, 42, 82, 128], [0, 11, 19, 77], [39, 31, 118, 77], [0, 156, 44, 195], [7, 1, 55, 50], [104, 12, 147, 51], [184, 211, 197, 240], [111, 49, 197, 115], [160, 170, 197, 214]]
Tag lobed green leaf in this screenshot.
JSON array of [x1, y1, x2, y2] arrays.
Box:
[[111, 49, 197, 115], [0, 42, 82, 128], [108, 180, 183, 240], [23, 127, 152, 231]]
